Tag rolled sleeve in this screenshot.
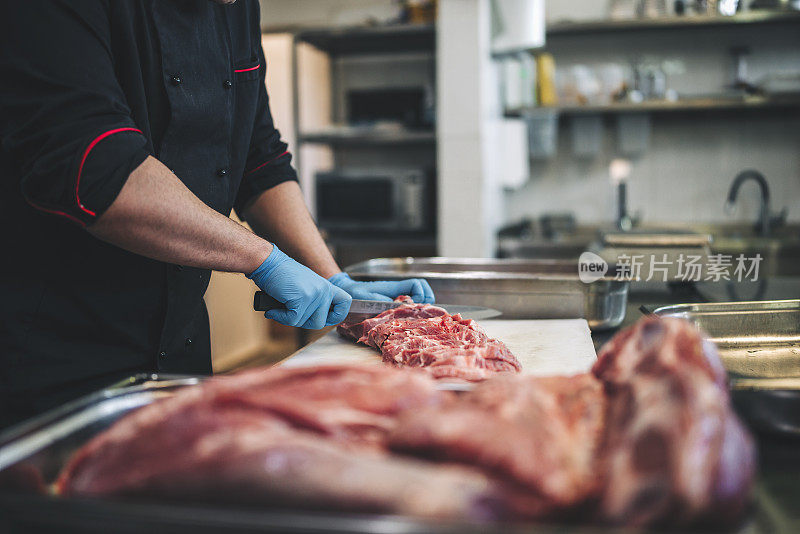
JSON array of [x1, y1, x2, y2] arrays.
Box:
[[0, 1, 152, 226], [234, 38, 298, 218]]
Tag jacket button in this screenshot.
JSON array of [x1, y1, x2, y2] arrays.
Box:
[[217, 168, 228, 177], [159, 350, 167, 359], [170, 74, 182, 86], [185, 338, 193, 347], [223, 79, 232, 89]]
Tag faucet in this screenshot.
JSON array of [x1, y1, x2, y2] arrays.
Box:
[[616, 180, 636, 231], [725, 170, 787, 237], [610, 159, 640, 232]]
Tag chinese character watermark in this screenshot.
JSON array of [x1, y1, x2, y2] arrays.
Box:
[[579, 252, 763, 283]]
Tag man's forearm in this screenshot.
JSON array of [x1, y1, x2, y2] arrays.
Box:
[[89, 156, 271, 274], [242, 181, 341, 279]]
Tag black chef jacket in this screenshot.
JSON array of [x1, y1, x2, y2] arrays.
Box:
[[0, 0, 297, 426]]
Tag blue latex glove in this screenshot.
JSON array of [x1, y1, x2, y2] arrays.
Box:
[[248, 246, 352, 329], [328, 272, 435, 304]]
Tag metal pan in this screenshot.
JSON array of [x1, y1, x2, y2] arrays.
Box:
[[0, 374, 202, 480], [652, 300, 800, 379], [345, 258, 629, 330], [654, 300, 800, 436]]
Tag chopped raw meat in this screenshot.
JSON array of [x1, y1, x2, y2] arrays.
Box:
[[591, 317, 756, 528], [389, 373, 605, 518], [337, 295, 448, 342], [337, 296, 521, 380]]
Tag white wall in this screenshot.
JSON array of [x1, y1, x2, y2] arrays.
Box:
[[503, 2, 800, 226], [505, 114, 800, 224]]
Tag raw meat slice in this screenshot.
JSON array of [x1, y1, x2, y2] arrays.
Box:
[[210, 364, 448, 446], [59, 402, 502, 521], [389, 373, 605, 517], [337, 295, 447, 342], [338, 296, 521, 380], [368, 314, 521, 378], [57, 365, 449, 494], [591, 317, 756, 528]]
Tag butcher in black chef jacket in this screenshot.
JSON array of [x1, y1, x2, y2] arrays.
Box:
[[0, 0, 434, 429]]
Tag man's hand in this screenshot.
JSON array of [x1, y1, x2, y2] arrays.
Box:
[[329, 273, 435, 304], [248, 245, 352, 329]]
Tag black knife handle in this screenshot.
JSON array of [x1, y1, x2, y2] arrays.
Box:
[[253, 291, 283, 312], [253, 291, 344, 317]]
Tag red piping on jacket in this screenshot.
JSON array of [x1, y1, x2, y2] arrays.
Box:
[[244, 150, 288, 176], [75, 127, 143, 217], [234, 63, 260, 73], [25, 200, 86, 227]]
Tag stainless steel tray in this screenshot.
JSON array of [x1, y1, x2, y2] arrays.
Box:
[[654, 300, 800, 437], [730, 378, 800, 436], [0, 374, 782, 533], [345, 258, 629, 330], [0, 374, 202, 480], [653, 299, 800, 379]]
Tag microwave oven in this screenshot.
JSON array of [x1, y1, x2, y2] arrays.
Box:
[[315, 169, 434, 234]]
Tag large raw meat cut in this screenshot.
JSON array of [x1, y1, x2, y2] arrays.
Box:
[[57, 365, 503, 520], [337, 296, 521, 380], [389, 373, 605, 519], [206, 364, 446, 447], [591, 317, 756, 528], [55, 316, 756, 528], [386, 318, 755, 527]]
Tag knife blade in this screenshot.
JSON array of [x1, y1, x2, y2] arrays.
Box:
[[253, 291, 501, 322]]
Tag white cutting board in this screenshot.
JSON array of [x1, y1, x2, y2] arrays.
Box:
[[281, 319, 597, 376]]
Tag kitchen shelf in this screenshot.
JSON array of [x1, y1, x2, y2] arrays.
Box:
[[326, 235, 437, 246], [299, 127, 436, 146], [504, 95, 800, 117], [546, 10, 800, 37], [295, 24, 436, 56]]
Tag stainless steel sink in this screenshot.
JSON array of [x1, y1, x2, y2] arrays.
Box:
[[499, 222, 800, 276], [711, 237, 800, 277], [497, 238, 588, 260], [636, 223, 800, 276]]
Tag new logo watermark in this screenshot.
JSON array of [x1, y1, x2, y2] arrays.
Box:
[[578, 252, 608, 283], [577, 251, 762, 284]]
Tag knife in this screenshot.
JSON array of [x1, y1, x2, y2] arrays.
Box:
[[253, 291, 501, 321]]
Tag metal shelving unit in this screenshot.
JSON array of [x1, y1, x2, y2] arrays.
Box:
[[299, 128, 436, 146], [501, 11, 800, 118], [290, 23, 438, 152], [505, 95, 800, 117], [287, 23, 438, 253], [295, 24, 436, 56], [546, 10, 800, 37]]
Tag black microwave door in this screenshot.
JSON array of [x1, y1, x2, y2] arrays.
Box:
[[317, 179, 396, 228]]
